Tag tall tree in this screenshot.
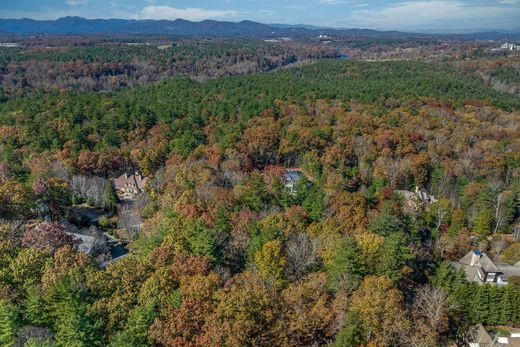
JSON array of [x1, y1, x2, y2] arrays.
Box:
[[350, 275, 408, 346], [0, 300, 19, 347]]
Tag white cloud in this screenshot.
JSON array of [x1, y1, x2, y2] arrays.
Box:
[[497, 0, 519, 4], [65, 0, 88, 6], [285, 5, 307, 11], [343, 0, 520, 32], [138, 6, 240, 21], [256, 9, 274, 17], [319, 0, 346, 4]]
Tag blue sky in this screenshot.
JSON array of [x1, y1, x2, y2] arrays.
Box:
[[1, 0, 519, 33]]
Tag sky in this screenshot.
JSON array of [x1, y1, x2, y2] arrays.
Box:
[[1, 0, 520, 33]]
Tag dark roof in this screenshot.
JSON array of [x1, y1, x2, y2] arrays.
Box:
[[285, 170, 303, 181]]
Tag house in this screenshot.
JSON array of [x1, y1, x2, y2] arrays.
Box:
[[468, 324, 520, 347], [453, 250, 520, 285], [395, 186, 438, 204], [416, 186, 438, 203], [394, 186, 438, 215], [68, 233, 96, 255], [283, 169, 304, 191], [500, 43, 520, 51], [59, 220, 95, 255], [0, 42, 19, 48], [468, 324, 495, 347], [112, 171, 148, 200]]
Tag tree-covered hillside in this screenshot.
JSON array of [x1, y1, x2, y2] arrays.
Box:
[[1, 57, 520, 346], [0, 39, 338, 98]]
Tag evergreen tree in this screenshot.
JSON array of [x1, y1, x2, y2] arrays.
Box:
[[185, 219, 220, 263], [214, 207, 231, 235], [45, 277, 102, 347], [369, 203, 405, 236], [499, 285, 516, 325], [302, 185, 325, 221], [374, 232, 412, 282], [53, 299, 101, 347], [334, 311, 364, 347], [104, 183, 117, 211], [24, 286, 48, 326], [326, 237, 366, 290], [239, 171, 271, 212], [485, 285, 500, 324], [473, 209, 493, 235], [109, 301, 156, 347], [0, 300, 19, 347]]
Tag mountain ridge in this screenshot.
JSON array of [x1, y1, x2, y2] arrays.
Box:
[[0, 16, 519, 40]]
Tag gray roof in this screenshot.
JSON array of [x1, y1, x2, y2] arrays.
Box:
[[453, 261, 485, 283], [479, 256, 500, 273], [497, 263, 520, 279], [471, 324, 494, 346], [459, 251, 499, 272], [455, 251, 520, 284], [59, 219, 81, 234], [65, 232, 95, 255]]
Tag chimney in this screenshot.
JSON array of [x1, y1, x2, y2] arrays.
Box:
[[124, 173, 128, 180], [470, 251, 481, 266]]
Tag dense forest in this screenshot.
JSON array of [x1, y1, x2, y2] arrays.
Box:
[[0, 39, 338, 98], [1, 37, 520, 347]]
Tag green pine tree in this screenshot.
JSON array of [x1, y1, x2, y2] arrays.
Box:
[[0, 300, 19, 347], [375, 232, 413, 282], [24, 286, 47, 326], [326, 237, 366, 290], [104, 183, 117, 211], [109, 301, 156, 347], [473, 209, 493, 235], [334, 311, 364, 347], [53, 300, 101, 347], [214, 207, 231, 234]]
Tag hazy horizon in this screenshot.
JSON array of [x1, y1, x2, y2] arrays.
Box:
[[1, 0, 520, 34]]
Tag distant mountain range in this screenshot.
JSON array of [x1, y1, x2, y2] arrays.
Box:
[[0, 16, 518, 40]]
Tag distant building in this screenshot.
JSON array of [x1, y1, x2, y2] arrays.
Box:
[[500, 42, 520, 51], [283, 169, 304, 191], [0, 43, 20, 48], [112, 171, 148, 200], [453, 250, 520, 285], [394, 187, 438, 215], [415, 186, 438, 204]]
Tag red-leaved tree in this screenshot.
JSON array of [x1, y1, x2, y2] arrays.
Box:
[[22, 222, 78, 254]]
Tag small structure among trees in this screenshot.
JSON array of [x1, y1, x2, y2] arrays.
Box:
[[453, 250, 520, 285], [395, 186, 438, 204], [283, 169, 304, 191], [112, 171, 148, 200]]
